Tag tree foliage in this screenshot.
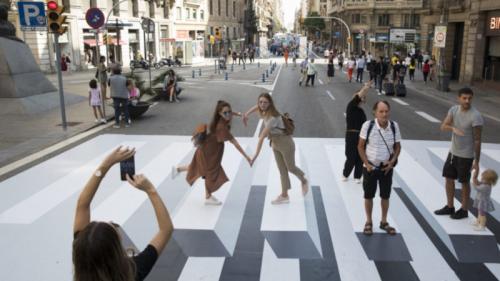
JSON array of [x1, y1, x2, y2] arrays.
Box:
[[303, 12, 325, 31]]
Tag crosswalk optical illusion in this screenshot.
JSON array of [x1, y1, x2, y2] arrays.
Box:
[[1, 134, 500, 281]]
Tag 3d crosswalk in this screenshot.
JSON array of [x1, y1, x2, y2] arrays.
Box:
[[1, 134, 500, 281]]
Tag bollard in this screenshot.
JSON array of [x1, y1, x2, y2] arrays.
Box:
[[258, 62, 260, 68], [243, 63, 246, 70], [225, 72, 228, 80], [192, 70, 195, 78], [270, 67, 273, 74], [214, 60, 217, 74], [270, 60, 272, 66], [199, 68, 202, 77], [262, 73, 265, 82], [266, 69, 269, 78], [231, 64, 234, 72]]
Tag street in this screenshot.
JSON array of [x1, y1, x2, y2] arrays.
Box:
[[1, 58, 500, 281]]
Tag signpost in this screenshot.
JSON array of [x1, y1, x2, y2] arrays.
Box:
[[86, 8, 106, 117], [433, 25, 447, 48], [17, 1, 46, 31], [141, 17, 155, 90]]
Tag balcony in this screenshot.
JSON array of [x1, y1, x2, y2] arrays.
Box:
[[184, 0, 202, 6], [343, 0, 423, 10], [449, 0, 465, 13]]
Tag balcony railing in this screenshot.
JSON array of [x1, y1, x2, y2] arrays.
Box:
[[184, 0, 202, 6], [343, 0, 423, 10]]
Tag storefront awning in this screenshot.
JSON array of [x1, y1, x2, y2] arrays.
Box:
[[83, 38, 127, 47]]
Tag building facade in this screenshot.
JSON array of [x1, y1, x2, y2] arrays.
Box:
[[206, 0, 244, 56]]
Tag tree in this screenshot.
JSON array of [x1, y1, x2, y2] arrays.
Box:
[[245, 1, 258, 45], [303, 12, 325, 33]]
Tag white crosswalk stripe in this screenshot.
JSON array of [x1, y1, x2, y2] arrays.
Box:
[[1, 135, 500, 281]]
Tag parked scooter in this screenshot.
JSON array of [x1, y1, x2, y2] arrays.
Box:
[[130, 59, 149, 70]]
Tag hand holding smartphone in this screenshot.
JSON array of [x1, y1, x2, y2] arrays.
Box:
[[120, 155, 135, 181]]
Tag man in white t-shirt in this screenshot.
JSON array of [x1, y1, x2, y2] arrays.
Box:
[[356, 55, 366, 83], [358, 100, 402, 236]]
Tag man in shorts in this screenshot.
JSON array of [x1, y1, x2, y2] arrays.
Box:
[[435, 87, 484, 219]]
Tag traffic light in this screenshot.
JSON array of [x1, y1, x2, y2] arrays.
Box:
[[47, 1, 67, 35]]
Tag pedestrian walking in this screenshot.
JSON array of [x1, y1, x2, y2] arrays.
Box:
[[61, 53, 70, 72], [108, 66, 131, 128], [398, 62, 407, 84], [434, 88, 484, 220], [73, 146, 173, 281], [356, 55, 366, 83], [298, 58, 308, 86], [358, 101, 402, 236], [429, 56, 436, 81], [408, 58, 416, 81], [172, 100, 252, 206], [327, 53, 335, 83], [243, 93, 309, 204], [88, 79, 106, 124], [338, 53, 344, 70], [96, 56, 109, 99], [422, 59, 430, 83], [471, 169, 497, 231], [343, 81, 371, 183], [347, 56, 356, 83], [417, 52, 423, 70], [284, 48, 289, 67], [305, 58, 317, 87]]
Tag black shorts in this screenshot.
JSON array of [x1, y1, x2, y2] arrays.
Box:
[[363, 167, 393, 199], [442, 153, 473, 183]]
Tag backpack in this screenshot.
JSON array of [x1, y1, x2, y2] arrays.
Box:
[[365, 120, 398, 166], [281, 113, 295, 135], [191, 123, 208, 147]]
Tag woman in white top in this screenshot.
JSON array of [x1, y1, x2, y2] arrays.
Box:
[[243, 93, 309, 204]]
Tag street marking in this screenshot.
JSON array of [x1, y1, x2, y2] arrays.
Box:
[[326, 90, 335, 100], [391, 98, 409, 106], [415, 111, 440, 123], [319, 79, 324, 85], [343, 112, 346, 117], [149, 102, 159, 108]]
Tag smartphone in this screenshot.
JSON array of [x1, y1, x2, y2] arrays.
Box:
[[120, 156, 135, 181]]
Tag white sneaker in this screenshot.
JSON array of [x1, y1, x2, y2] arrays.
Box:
[[205, 196, 222, 206], [470, 219, 479, 226], [341, 176, 348, 182], [94, 119, 99, 123], [474, 225, 486, 231], [271, 195, 290, 205], [171, 166, 178, 180], [113, 124, 120, 128], [355, 178, 362, 184]]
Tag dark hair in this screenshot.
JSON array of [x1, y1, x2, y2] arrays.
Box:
[[89, 79, 98, 89], [0, 4, 8, 20], [112, 67, 122, 75], [373, 100, 391, 111], [458, 87, 474, 97], [100, 56, 106, 62], [209, 100, 232, 134], [73, 222, 135, 281]]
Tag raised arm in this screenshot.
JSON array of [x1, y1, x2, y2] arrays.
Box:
[[243, 105, 259, 127], [126, 174, 173, 255], [356, 81, 372, 100], [252, 126, 271, 163], [73, 146, 135, 234]]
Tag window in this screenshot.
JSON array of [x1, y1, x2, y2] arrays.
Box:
[[112, 0, 119, 16], [402, 14, 420, 28], [233, 27, 237, 39], [149, 1, 155, 18], [226, 0, 229, 16], [193, 9, 197, 19], [378, 14, 390, 26], [186, 8, 190, 19], [177, 7, 182, 19], [233, 1, 236, 17], [163, 1, 169, 18], [210, 26, 214, 35], [201, 9, 205, 20], [351, 14, 361, 24], [210, 0, 213, 15], [218, 0, 221, 16]]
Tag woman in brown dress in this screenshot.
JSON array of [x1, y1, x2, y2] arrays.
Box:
[[173, 100, 252, 205]]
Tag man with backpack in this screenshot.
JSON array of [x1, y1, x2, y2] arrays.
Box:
[[358, 101, 402, 236]]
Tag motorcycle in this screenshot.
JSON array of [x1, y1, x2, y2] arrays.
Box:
[[153, 58, 172, 69], [130, 59, 149, 70]]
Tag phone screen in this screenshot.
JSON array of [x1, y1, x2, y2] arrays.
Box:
[[120, 156, 135, 181]]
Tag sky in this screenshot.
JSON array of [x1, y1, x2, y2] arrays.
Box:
[[283, 0, 301, 31]]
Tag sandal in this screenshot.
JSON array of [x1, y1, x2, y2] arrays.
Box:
[[380, 222, 396, 235], [363, 222, 373, 236]]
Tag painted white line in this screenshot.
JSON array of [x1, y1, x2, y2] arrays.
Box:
[[149, 102, 159, 108], [178, 257, 225, 281], [326, 90, 335, 100], [343, 112, 346, 117], [415, 111, 440, 123], [391, 98, 409, 106], [260, 240, 300, 281], [253, 119, 263, 138], [0, 121, 114, 177], [318, 79, 324, 85], [0, 141, 147, 224]]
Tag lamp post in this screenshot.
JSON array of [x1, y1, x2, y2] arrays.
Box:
[[305, 16, 351, 57], [104, 0, 129, 65]]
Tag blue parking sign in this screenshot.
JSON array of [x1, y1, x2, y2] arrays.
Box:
[[17, 2, 46, 31]]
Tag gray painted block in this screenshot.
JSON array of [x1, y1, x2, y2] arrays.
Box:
[[450, 234, 500, 263], [173, 229, 231, 257], [262, 231, 322, 259], [356, 233, 413, 262]]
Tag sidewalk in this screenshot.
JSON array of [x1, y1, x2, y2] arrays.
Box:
[[0, 57, 280, 172]]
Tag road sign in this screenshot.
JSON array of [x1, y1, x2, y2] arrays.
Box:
[[85, 8, 105, 29], [434, 25, 447, 48], [141, 18, 155, 33], [17, 1, 46, 31]]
